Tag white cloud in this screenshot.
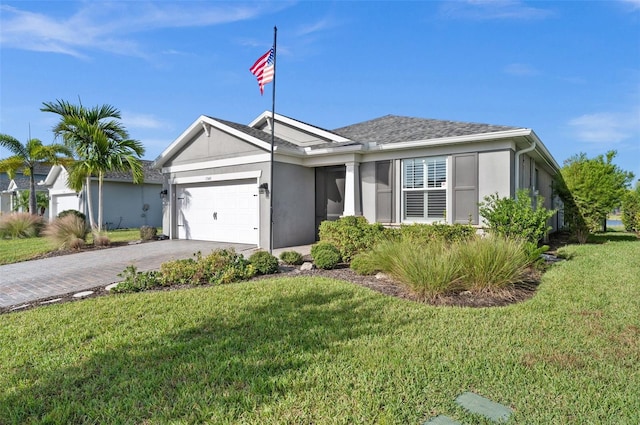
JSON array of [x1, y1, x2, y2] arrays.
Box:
[[568, 109, 640, 145], [122, 112, 169, 131], [504, 63, 540, 76], [0, 2, 287, 58], [439, 0, 555, 20]]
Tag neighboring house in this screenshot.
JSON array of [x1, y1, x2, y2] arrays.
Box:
[[0, 165, 51, 215], [153, 112, 561, 249], [42, 160, 163, 229]]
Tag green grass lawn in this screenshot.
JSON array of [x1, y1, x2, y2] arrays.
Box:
[[1, 234, 638, 424], [0, 228, 145, 265]]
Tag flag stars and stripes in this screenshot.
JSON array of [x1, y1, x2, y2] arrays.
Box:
[[249, 48, 274, 95]]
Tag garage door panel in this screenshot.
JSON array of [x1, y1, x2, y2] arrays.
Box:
[[176, 181, 258, 244]]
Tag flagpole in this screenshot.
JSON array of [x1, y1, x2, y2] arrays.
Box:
[[269, 26, 277, 254]]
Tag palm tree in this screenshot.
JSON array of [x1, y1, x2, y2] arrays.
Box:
[[41, 99, 145, 232], [0, 134, 71, 215]]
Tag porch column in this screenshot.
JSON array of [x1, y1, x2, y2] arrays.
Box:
[[343, 161, 362, 216]]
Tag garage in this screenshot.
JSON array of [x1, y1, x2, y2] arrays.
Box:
[[51, 193, 80, 217], [176, 179, 259, 244]]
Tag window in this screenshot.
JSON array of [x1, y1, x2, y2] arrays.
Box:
[[402, 157, 446, 221]]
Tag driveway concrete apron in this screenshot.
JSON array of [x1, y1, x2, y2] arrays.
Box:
[[0, 240, 254, 308]]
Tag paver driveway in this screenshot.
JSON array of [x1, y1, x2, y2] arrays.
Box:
[[0, 240, 254, 308]]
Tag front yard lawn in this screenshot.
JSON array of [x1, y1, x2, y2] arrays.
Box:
[[0, 228, 148, 265], [0, 235, 638, 423]]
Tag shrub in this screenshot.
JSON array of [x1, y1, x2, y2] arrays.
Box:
[[311, 242, 342, 270], [350, 251, 382, 275], [42, 215, 88, 249], [0, 212, 44, 239], [249, 250, 280, 275], [158, 249, 256, 286], [399, 223, 476, 244], [621, 188, 640, 233], [456, 236, 530, 292], [478, 189, 555, 243], [318, 216, 387, 262], [279, 250, 304, 265], [58, 209, 86, 224], [112, 265, 160, 293], [140, 225, 157, 241], [93, 233, 111, 247]]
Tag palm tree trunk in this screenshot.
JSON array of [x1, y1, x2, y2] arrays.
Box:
[[98, 171, 104, 232], [85, 175, 96, 230], [28, 168, 37, 215]]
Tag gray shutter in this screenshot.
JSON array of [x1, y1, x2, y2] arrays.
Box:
[[375, 161, 394, 223], [452, 153, 478, 224]]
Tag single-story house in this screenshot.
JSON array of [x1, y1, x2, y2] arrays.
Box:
[[153, 112, 562, 249], [42, 160, 163, 229], [0, 165, 52, 215]]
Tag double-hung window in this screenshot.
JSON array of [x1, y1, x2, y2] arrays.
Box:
[[402, 156, 446, 221]]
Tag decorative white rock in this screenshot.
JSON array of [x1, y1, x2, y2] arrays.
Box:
[[105, 283, 120, 291], [73, 291, 94, 298], [300, 262, 314, 271]]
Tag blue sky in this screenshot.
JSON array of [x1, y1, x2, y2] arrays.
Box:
[[1, 1, 639, 181]]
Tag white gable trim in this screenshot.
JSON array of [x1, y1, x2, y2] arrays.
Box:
[[249, 111, 352, 143]]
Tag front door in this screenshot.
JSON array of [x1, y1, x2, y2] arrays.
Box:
[[315, 166, 345, 238]]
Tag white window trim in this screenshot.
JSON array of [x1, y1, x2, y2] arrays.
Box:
[[401, 156, 448, 223]]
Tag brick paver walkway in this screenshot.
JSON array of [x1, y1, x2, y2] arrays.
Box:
[[0, 240, 254, 308]]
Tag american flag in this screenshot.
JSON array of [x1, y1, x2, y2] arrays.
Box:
[[249, 48, 274, 95]]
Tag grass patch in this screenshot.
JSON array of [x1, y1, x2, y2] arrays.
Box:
[[0, 228, 146, 265], [1, 237, 638, 423]]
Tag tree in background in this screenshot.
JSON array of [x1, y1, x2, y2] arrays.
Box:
[[0, 134, 71, 215], [621, 181, 640, 233], [12, 191, 49, 215], [41, 100, 145, 232], [554, 150, 634, 243]]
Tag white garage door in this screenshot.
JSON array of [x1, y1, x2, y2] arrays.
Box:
[[176, 180, 258, 244], [53, 193, 80, 217]]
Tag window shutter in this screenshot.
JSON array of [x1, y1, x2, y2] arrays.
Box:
[[452, 153, 478, 224]]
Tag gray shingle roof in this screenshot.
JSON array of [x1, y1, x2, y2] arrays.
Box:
[[0, 166, 52, 191], [332, 115, 522, 145], [102, 160, 162, 183]]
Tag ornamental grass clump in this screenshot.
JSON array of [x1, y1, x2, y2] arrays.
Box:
[[279, 250, 304, 265], [456, 235, 531, 292], [0, 212, 44, 239], [42, 214, 87, 249], [386, 240, 463, 301]]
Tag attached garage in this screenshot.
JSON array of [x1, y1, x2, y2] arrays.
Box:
[[50, 192, 80, 217], [175, 179, 259, 244]]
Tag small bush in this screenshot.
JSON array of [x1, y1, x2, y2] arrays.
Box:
[[399, 223, 476, 244], [279, 250, 304, 265], [0, 212, 44, 239], [479, 189, 555, 243], [58, 209, 86, 224], [42, 215, 88, 249], [158, 249, 256, 286], [311, 242, 342, 270], [249, 250, 280, 275], [318, 216, 387, 262], [350, 252, 382, 275], [140, 225, 157, 241], [621, 188, 640, 233], [113, 265, 160, 293], [456, 236, 530, 292], [93, 232, 111, 247]]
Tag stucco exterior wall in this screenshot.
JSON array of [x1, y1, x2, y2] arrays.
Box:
[[272, 162, 316, 248], [165, 127, 264, 167], [86, 181, 162, 229]]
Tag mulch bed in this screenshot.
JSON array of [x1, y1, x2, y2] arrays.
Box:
[[3, 236, 565, 314]]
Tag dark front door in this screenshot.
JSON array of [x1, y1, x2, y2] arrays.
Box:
[[315, 166, 346, 238]]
